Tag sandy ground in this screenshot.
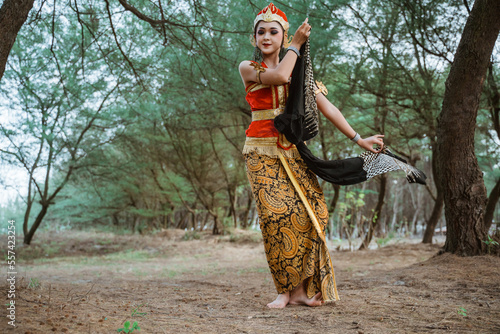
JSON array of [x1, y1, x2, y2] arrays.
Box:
[[1, 230, 499, 333]]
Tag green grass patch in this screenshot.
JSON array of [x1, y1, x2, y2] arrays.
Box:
[[27, 277, 41, 289], [30, 249, 156, 266], [159, 269, 181, 278], [237, 267, 269, 275], [182, 231, 201, 241], [193, 253, 212, 259]]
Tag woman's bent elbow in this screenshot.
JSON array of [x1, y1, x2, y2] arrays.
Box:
[[276, 73, 289, 85]]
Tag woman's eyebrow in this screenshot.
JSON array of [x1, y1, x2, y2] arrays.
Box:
[[258, 26, 280, 30]]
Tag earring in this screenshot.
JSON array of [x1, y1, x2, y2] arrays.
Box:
[[283, 32, 292, 48], [250, 35, 256, 47], [253, 47, 263, 63]]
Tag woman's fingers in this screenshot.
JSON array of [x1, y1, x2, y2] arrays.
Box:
[[291, 18, 312, 45], [301, 18, 311, 34], [371, 134, 384, 148], [377, 135, 385, 149], [366, 144, 379, 153], [304, 20, 311, 32], [360, 135, 385, 152]]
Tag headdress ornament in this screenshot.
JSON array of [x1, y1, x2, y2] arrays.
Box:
[[253, 3, 289, 32], [251, 3, 291, 48]]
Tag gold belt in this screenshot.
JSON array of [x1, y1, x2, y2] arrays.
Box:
[[244, 137, 277, 146], [251, 108, 283, 121], [244, 134, 297, 150]]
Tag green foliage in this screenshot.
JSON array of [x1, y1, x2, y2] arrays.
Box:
[[482, 235, 500, 255], [457, 307, 467, 317], [336, 188, 371, 248], [117, 320, 140, 333], [376, 232, 395, 248], [182, 231, 201, 241], [131, 303, 148, 317], [117, 303, 147, 332], [27, 278, 41, 289]]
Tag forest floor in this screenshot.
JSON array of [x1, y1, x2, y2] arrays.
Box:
[[1, 229, 499, 334]]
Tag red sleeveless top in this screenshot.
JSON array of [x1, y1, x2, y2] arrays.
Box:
[[245, 62, 289, 138]]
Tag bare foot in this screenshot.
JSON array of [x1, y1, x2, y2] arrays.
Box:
[[266, 292, 290, 308], [289, 283, 324, 307]]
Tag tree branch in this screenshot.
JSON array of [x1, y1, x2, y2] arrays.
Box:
[[104, 0, 144, 87]]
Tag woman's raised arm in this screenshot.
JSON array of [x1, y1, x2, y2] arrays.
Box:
[[316, 93, 384, 153], [239, 19, 311, 87]]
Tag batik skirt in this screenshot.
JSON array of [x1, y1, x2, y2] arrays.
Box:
[[244, 151, 339, 301]]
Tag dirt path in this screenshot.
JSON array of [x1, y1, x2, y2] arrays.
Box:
[[2, 230, 499, 333]]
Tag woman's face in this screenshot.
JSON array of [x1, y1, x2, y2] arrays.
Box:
[[255, 21, 284, 55]]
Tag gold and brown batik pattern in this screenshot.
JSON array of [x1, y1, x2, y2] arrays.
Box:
[[245, 151, 338, 302]]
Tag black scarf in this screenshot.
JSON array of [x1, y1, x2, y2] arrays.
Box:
[[274, 43, 368, 186]]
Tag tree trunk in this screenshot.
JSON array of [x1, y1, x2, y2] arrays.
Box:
[[329, 184, 341, 213], [423, 192, 444, 243], [423, 144, 444, 244], [229, 185, 237, 228], [212, 215, 220, 235], [0, 0, 34, 81], [241, 187, 253, 229], [359, 174, 387, 250], [176, 210, 189, 229], [328, 184, 340, 238], [436, 0, 499, 256], [411, 203, 420, 236], [484, 178, 500, 233], [23, 204, 49, 245], [23, 178, 35, 237], [112, 214, 120, 226], [389, 187, 400, 233]]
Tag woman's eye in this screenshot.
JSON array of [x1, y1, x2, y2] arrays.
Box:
[[271, 31, 278, 35], [257, 30, 264, 35]]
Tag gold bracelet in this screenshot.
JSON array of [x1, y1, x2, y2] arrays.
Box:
[[249, 62, 266, 84]]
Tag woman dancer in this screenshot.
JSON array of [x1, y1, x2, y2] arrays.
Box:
[[239, 3, 384, 308]]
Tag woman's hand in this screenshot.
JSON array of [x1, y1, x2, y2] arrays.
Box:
[[357, 135, 385, 153], [290, 18, 311, 48]]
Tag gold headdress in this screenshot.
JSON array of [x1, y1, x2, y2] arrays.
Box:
[[251, 3, 292, 48]]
